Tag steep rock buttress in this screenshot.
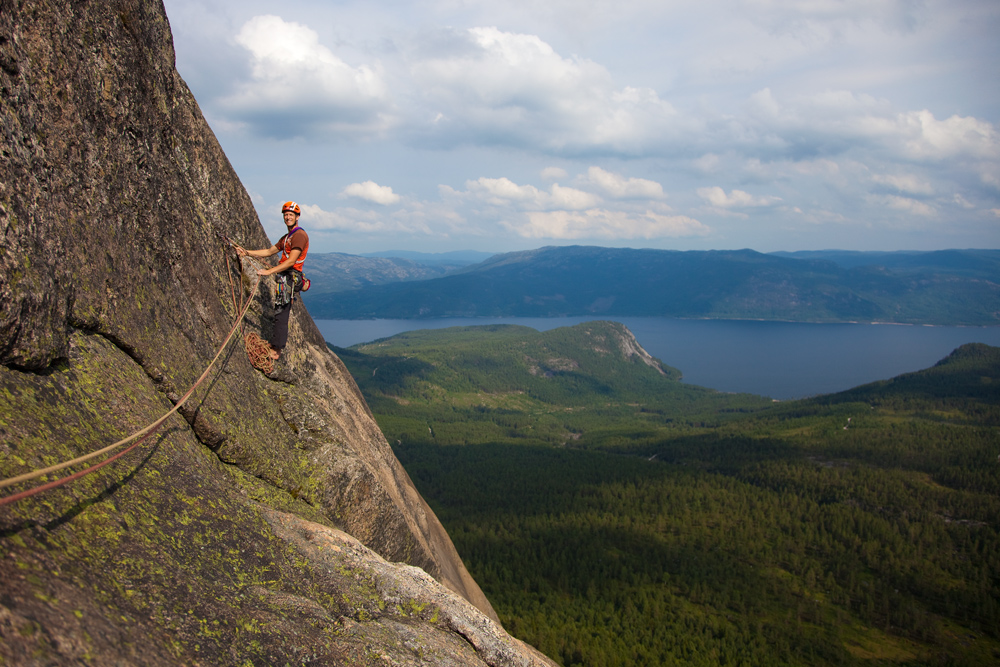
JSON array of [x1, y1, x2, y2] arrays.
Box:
[[0, 0, 553, 664]]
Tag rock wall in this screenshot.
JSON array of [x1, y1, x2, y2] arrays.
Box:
[[0, 0, 552, 663]]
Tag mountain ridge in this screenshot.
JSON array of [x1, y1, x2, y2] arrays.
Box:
[[306, 245, 1000, 325]]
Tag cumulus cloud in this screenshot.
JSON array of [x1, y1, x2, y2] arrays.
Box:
[[435, 170, 711, 241], [505, 209, 710, 240], [408, 26, 689, 154], [299, 203, 432, 235], [580, 167, 665, 199], [868, 194, 936, 217], [462, 177, 601, 210], [341, 181, 401, 205], [220, 15, 392, 138], [872, 173, 934, 196], [897, 110, 999, 160], [743, 88, 1000, 164], [214, 17, 999, 173], [697, 186, 781, 208]]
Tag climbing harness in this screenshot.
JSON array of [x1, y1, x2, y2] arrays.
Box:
[[0, 235, 268, 506]]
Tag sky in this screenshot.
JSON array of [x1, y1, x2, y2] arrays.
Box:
[[161, 0, 1000, 255]]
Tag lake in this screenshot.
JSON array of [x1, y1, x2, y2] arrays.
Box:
[[313, 317, 1000, 400]]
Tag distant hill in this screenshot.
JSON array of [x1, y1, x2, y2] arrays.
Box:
[[299, 252, 459, 295], [306, 245, 1000, 325], [300, 250, 496, 296], [771, 249, 1000, 276], [822, 341, 1000, 407], [361, 249, 496, 266]]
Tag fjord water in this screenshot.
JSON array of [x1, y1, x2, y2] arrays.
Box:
[[314, 317, 1000, 399]]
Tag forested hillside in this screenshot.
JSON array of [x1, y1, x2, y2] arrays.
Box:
[[333, 322, 773, 449], [335, 326, 1000, 666], [308, 246, 1000, 325]]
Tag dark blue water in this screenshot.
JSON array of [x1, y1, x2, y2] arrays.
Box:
[[313, 317, 1000, 400]]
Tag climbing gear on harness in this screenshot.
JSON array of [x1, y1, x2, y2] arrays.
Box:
[[291, 269, 307, 292], [275, 271, 294, 307], [274, 267, 312, 306]]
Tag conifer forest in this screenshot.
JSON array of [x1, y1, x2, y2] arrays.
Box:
[[333, 323, 1000, 666]]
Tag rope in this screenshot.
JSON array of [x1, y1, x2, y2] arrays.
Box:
[[244, 332, 274, 374], [0, 252, 263, 506]]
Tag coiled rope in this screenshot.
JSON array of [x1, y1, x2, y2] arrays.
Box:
[[244, 332, 274, 374], [0, 249, 264, 507]]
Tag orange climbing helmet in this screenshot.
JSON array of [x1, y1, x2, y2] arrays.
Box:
[[282, 201, 301, 216]]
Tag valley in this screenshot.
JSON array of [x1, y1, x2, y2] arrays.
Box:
[[334, 323, 1000, 665]]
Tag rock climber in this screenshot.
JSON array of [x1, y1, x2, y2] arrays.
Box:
[[235, 201, 309, 360]]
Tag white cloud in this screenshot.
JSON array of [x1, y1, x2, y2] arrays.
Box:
[[221, 15, 392, 138], [408, 26, 689, 154], [437, 171, 704, 241], [163, 0, 1000, 252], [550, 184, 602, 209], [743, 88, 1000, 164], [463, 177, 600, 210], [580, 166, 665, 199], [697, 186, 781, 207], [506, 209, 711, 240], [952, 194, 975, 210], [872, 173, 934, 196], [897, 110, 1000, 160], [869, 194, 936, 217], [341, 181, 401, 205], [299, 203, 431, 235], [694, 154, 722, 173]]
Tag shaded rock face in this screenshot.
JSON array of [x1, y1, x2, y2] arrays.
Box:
[[0, 0, 546, 663]]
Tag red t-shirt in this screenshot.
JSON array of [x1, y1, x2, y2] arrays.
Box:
[[278, 228, 309, 272]]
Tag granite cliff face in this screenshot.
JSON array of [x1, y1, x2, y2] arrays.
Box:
[[0, 1, 553, 664]]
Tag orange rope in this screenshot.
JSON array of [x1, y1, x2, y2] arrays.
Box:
[[0, 256, 262, 506], [244, 332, 274, 374]]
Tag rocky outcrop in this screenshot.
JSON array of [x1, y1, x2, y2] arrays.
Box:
[[607, 324, 666, 375], [0, 0, 551, 663]]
